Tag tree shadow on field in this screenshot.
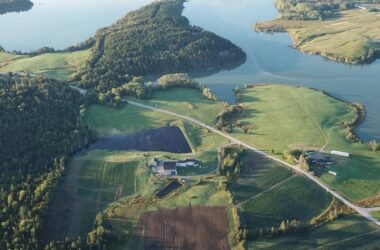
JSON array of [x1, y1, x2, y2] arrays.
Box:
[[334, 154, 380, 183], [241, 94, 261, 103]]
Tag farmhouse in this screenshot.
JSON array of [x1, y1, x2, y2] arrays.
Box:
[[304, 150, 335, 167], [154, 161, 177, 176], [151, 158, 201, 176]]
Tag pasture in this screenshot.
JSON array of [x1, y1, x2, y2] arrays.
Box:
[[231, 151, 293, 203], [249, 215, 380, 249], [127, 87, 225, 125], [234, 85, 380, 201], [256, 9, 380, 64], [42, 150, 151, 240], [0, 50, 89, 80], [240, 175, 332, 232]]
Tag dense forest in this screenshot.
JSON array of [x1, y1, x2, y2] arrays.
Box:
[[80, 0, 246, 91], [0, 0, 33, 15], [274, 0, 376, 20], [0, 74, 106, 249]]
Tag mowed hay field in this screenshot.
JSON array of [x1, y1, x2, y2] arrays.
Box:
[[128, 88, 225, 126], [76, 151, 151, 234], [42, 150, 151, 239], [136, 206, 230, 250], [231, 151, 293, 203], [250, 215, 380, 249], [256, 9, 380, 63], [240, 175, 332, 232], [0, 50, 89, 80], [85, 103, 176, 136], [235, 85, 380, 201]]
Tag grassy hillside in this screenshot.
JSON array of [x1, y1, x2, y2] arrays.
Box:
[[256, 9, 380, 64], [232, 85, 380, 201], [86, 87, 225, 135], [0, 52, 26, 66], [0, 50, 89, 80], [127, 88, 226, 126]]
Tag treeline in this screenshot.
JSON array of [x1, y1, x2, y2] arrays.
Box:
[[65, 38, 96, 52], [218, 145, 245, 180], [248, 219, 307, 239], [0, 0, 33, 15], [0, 74, 98, 249], [274, 0, 356, 20], [79, 0, 246, 91], [85, 73, 219, 107], [216, 104, 245, 133], [157, 73, 218, 100]]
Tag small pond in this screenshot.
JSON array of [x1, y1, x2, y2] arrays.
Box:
[[156, 180, 182, 198], [80, 126, 192, 154]]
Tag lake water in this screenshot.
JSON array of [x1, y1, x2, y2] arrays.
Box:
[[78, 126, 192, 154], [1, 0, 379, 141]]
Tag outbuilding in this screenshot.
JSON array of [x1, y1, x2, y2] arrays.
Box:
[[331, 150, 350, 158]]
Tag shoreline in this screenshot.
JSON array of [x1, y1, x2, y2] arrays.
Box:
[[242, 83, 368, 144], [255, 23, 380, 65]]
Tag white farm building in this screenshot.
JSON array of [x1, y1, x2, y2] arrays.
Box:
[[330, 150, 350, 158], [151, 158, 200, 176]]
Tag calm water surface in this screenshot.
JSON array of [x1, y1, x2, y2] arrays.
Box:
[[1, 0, 379, 141]]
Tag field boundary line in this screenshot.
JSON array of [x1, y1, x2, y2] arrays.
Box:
[[238, 175, 296, 207], [311, 230, 380, 249]]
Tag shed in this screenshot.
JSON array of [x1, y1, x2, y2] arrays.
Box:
[[331, 150, 350, 158], [328, 171, 337, 176]]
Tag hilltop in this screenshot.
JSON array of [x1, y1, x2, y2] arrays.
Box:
[[79, 0, 246, 91]]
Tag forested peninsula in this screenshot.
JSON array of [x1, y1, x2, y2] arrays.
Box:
[[0, 0, 33, 15], [255, 0, 380, 64], [79, 0, 246, 91]]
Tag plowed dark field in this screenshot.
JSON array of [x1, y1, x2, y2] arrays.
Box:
[[137, 206, 230, 250]]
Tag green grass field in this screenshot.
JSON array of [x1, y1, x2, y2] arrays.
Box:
[[240, 175, 332, 232], [0, 52, 26, 67], [256, 9, 380, 64], [371, 211, 380, 220], [73, 151, 151, 234], [233, 85, 380, 201], [250, 215, 380, 249], [0, 50, 89, 80], [127, 88, 225, 125], [231, 151, 293, 203], [85, 103, 176, 136]]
